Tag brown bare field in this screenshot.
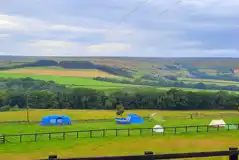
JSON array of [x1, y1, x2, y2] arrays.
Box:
[[3, 68, 118, 78]]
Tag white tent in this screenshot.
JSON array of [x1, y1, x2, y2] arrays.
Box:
[[209, 119, 226, 128], [153, 125, 164, 133]]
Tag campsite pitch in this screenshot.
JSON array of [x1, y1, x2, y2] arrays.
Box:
[[0, 110, 239, 160]]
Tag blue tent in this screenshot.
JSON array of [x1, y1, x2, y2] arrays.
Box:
[[40, 115, 72, 126], [128, 114, 144, 124], [115, 118, 131, 124], [115, 114, 144, 124]]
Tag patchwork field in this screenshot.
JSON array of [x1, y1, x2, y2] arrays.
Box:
[[179, 77, 239, 86], [0, 110, 239, 160], [2, 68, 118, 78], [1, 57, 239, 159], [0, 72, 128, 88]]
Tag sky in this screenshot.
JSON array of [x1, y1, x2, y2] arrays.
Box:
[[0, 0, 239, 57]]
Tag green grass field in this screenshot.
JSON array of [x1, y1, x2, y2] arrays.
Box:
[[0, 72, 230, 92], [0, 72, 128, 88], [180, 77, 239, 86], [0, 110, 239, 160]]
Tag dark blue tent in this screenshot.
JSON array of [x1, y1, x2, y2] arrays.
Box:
[[128, 114, 144, 124], [115, 114, 144, 124], [115, 118, 131, 124], [40, 115, 72, 126]]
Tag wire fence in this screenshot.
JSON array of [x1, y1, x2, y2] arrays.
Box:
[[1, 123, 239, 144]]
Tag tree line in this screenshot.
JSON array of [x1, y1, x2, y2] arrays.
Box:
[[94, 77, 239, 92], [0, 77, 239, 111]]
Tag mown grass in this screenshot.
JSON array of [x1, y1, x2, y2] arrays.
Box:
[[0, 109, 238, 135], [1, 109, 238, 122], [0, 115, 238, 135], [1, 131, 239, 160], [0, 110, 239, 160]]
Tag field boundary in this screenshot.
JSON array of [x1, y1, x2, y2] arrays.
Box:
[[1, 123, 239, 144], [41, 147, 239, 160]]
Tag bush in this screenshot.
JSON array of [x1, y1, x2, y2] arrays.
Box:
[[0, 105, 20, 112]]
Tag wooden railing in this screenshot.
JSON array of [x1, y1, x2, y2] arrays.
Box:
[[41, 148, 239, 160], [1, 123, 238, 144]]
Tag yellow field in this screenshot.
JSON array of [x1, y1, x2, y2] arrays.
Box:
[[2, 68, 118, 78], [0, 109, 238, 122]]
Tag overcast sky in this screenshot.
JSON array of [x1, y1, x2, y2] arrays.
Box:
[[0, 0, 238, 57]]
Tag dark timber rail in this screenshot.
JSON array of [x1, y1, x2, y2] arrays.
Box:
[[1, 123, 239, 144], [41, 148, 239, 160]]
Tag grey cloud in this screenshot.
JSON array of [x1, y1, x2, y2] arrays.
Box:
[[0, 0, 238, 57]]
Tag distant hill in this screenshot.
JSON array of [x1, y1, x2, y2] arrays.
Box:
[[0, 59, 133, 78], [1, 56, 239, 81]]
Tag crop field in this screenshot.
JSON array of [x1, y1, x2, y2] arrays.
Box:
[[0, 110, 239, 160], [0, 72, 129, 88], [179, 77, 239, 86], [0, 72, 215, 92], [1, 68, 119, 78]]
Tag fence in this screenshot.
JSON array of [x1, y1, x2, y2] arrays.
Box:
[[41, 148, 239, 160], [1, 123, 239, 144]]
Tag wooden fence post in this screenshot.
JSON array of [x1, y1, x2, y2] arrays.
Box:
[[0, 135, 6, 144], [35, 134, 37, 142], [20, 134, 22, 143], [185, 126, 188, 133], [63, 132, 65, 140], [128, 129, 130, 136], [197, 126, 199, 132], [116, 129, 118, 136], [229, 147, 238, 160], [144, 151, 154, 160], [76, 131, 79, 138], [49, 133, 51, 140], [48, 155, 57, 160], [174, 127, 176, 135], [140, 128, 142, 136], [152, 128, 154, 135], [103, 129, 105, 137], [90, 130, 92, 138]]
